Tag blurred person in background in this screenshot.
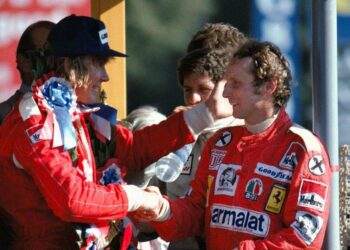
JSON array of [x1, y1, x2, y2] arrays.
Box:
[[0, 19, 55, 249], [123, 105, 170, 250], [0, 20, 55, 124], [165, 23, 247, 250]]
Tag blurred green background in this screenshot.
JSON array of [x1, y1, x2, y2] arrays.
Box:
[[125, 1, 251, 116]]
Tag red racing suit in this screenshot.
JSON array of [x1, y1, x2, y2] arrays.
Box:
[[152, 108, 332, 250], [0, 77, 194, 249]]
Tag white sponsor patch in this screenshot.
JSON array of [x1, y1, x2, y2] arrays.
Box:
[[254, 163, 292, 183], [181, 154, 193, 175], [215, 131, 232, 147], [291, 211, 323, 245], [26, 124, 43, 144], [214, 164, 241, 196], [209, 149, 226, 170], [19, 92, 41, 121], [308, 155, 326, 176], [99, 28, 108, 44], [298, 179, 328, 212], [279, 142, 306, 170], [211, 204, 270, 237]]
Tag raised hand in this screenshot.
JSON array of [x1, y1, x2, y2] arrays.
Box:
[[204, 79, 233, 119]]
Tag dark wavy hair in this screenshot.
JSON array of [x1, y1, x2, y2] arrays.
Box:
[[187, 23, 247, 53], [234, 40, 292, 108], [177, 48, 234, 87]]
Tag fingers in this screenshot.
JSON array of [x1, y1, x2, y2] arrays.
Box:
[[205, 79, 233, 119], [173, 105, 190, 114], [144, 186, 161, 195], [134, 209, 158, 222]]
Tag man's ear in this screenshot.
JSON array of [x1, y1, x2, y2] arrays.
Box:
[[264, 79, 277, 95], [16, 54, 32, 73]]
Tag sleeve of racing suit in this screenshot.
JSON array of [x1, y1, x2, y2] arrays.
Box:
[[149, 139, 212, 241], [13, 114, 130, 224], [239, 138, 332, 250], [112, 111, 196, 171]]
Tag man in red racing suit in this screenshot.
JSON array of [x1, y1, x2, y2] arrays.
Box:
[[139, 40, 332, 250], [149, 108, 331, 249]]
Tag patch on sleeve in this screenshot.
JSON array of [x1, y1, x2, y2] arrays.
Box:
[[297, 179, 328, 211], [265, 184, 287, 214], [291, 211, 323, 245], [279, 142, 306, 171], [308, 155, 326, 176], [26, 124, 44, 144], [19, 92, 41, 121]]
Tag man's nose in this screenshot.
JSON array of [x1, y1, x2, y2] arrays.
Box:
[[186, 92, 202, 106], [101, 67, 109, 82]]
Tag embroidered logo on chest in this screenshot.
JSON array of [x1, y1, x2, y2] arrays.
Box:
[[265, 184, 287, 214], [245, 178, 263, 201], [214, 164, 241, 196], [215, 131, 232, 147], [209, 149, 227, 170], [255, 163, 292, 183], [210, 204, 270, 237]]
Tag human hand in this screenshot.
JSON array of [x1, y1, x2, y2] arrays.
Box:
[[137, 186, 163, 220], [204, 79, 233, 119], [172, 105, 191, 114]]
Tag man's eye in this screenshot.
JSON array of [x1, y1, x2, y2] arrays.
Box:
[[199, 88, 213, 94]]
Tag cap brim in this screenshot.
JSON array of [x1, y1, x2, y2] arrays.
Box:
[[108, 49, 128, 57]]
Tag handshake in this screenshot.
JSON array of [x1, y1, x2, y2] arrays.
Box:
[[124, 185, 171, 222]]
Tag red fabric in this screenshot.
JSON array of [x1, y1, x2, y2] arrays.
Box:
[[152, 108, 331, 250], [0, 93, 194, 248]]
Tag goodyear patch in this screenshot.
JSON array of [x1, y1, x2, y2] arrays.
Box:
[[265, 184, 287, 214], [255, 162, 292, 183]]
